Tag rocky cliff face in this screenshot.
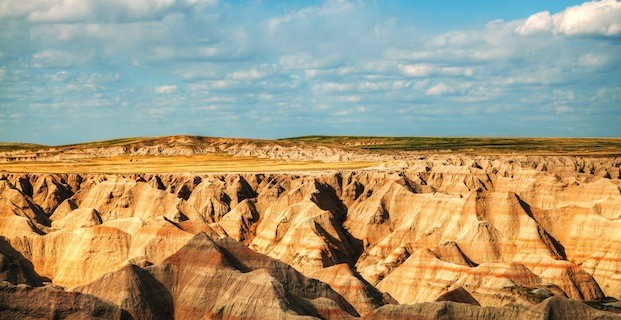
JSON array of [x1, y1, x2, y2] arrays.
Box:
[[0, 154, 620, 319]]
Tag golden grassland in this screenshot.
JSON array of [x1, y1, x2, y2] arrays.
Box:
[[0, 142, 46, 152], [0, 153, 377, 174], [5, 136, 620, 156], [63, 136, 621, 156], [1, 136, 619, 174], [285, 136, 621, 156]]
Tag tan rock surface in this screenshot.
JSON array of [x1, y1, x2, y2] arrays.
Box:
[[0, 238, 43, 286], [75, 264, 172, 320], [0, 281, 132, 320], [0, 151, 620, 319], [218, 199, 259, 242], [310, 263, 395, 316], [363, 296, 621, 320], [77, 232, 358, 319], [435, 286, 480, 305], [51, 208, 102, 230]]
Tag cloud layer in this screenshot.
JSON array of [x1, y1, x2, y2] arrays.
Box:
[[515, 0, 621, 36], [0, 0, 619, 144]]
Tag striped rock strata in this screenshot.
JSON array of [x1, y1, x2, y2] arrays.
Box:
[[0, 155, 620, 319]]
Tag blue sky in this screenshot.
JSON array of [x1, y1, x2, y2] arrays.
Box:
[[0, 0, 620, 144]]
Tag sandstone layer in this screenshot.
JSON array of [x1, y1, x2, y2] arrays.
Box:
[[0, 152, 620, 319]]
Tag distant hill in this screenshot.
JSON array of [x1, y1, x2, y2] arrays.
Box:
[[3, 135, 621, 155], [0, 142, 47, 152]]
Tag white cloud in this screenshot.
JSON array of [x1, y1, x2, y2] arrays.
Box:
[[198, 105, 220, 111], [515, 11, 554, 36], [32, 49, 93, 67], [426, 82, 455, 96], [554, 0, 621, 36], [28, 12, 237, 66], [257, 93, 274, 101], [279, 52, 341, 70], [51, 71, 71, 82], [516, 0, 621, 37], [578, 53, 610, 67], [400, 64, 433, 77], [183, 0, 217, 6], [267, 0, 354, 32], [230, 69, 265, 81], [357, 81, 393, 92], [26, 0, 179, 23], [337, 95, 361, 103], [388, 27, 517, 65], [86, 73, 121, 84], [326, 105, 368, 120], [154, 85, 178, 94], [556, 105, 574, 113], [400, 64, 474, 77], [314, 82, 352, 92], [443, 67, 474, 77], [0, 0, 51, 18]]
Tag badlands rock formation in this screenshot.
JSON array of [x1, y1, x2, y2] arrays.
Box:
[[0, 281, 131, 320], [363, 297, 621, 320], [0, 136, 375, 163], [0, 146, 620, 319]]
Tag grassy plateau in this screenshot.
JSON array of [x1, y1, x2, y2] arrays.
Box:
[[0, 135, 619, 174]]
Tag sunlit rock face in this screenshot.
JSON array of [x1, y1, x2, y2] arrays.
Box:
[[0, 154, 620, 319]]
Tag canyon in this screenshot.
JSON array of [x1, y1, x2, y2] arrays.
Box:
[[0, 136, 620, 319]]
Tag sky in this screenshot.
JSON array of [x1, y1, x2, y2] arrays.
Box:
[[0, 0, 620, 144]]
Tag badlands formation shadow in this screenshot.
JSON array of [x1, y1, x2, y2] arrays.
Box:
[[0, 135, 620, 320]]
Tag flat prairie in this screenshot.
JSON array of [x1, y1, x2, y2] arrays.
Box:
[[284, 136, 621, 156]]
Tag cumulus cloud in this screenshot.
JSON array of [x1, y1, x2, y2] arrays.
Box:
[[556, 105, 574, 113], [279, 52, 342, 70], [9, 0, 217, 23], [516, 0, 621, 37], [267, 0, 354, 32], [230, 69, 266, 81], [154, 85, 178, 94], [400, 64, 434, 77], [426, 82, 455, 96], [87, 73, 121, 84], [400, 64, 474, 77], [578, 53, 611, 67], [50, 71, 71, 82], [0, 0, 51, 18], [32, 49, 93, 67], [24, 4, 239, 68], [336, 95, 361, 103], [32, 0, 173, 22], [515, 11, 554, 36], [314, 82, 352, 93]]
